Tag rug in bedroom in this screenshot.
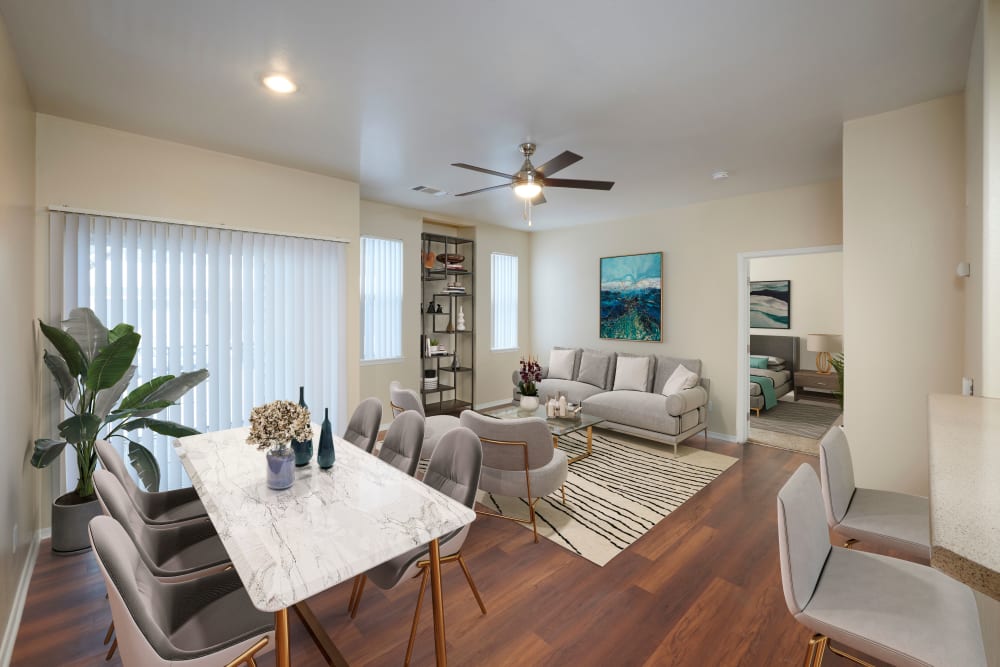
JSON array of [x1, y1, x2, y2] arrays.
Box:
[[477, 429, 737, 566], [749, 401, 841, 455]]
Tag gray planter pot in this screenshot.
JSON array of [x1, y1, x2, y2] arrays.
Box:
[[51, 492, 102, 556]]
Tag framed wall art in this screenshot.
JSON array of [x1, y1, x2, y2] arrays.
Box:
[[749, 280, 791, 329], [599, 252, 662, 341]]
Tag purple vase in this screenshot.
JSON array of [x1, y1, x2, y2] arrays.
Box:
[[266, 446, 295, 490]]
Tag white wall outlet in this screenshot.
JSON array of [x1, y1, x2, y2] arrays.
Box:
[[12, 523, 17, 554]]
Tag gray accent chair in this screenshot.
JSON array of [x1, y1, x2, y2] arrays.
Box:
[[95, 439, 207, 525], [348, 426, 485, 666], [460, 410, 568, 543], [343, 397, 383, 453], [377, 410, 424, 477], [777, 464, 986, 667], [390, 381, 460, 460], [818, 425, 931, 560], [94, 470, 229, 580], [89, 516, 274, 667]]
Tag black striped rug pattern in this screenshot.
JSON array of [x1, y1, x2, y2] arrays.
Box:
[[481, 429, 736, 565], [749, 401, 841, 439]]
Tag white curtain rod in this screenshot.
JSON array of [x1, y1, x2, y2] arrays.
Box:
[[47, 204, 352, 245]]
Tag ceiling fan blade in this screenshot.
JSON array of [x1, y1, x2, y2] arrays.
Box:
[[454, 183, 511, 197], [531, 192, 546, 205], [542, 178, 615, 191], [535, 150, 582, 177], [451, 163, 514, 179]]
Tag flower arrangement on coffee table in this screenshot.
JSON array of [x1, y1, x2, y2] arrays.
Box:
[[518, 356, 542, 411]]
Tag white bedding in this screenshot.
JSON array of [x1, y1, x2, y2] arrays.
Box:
[[750, 368, 791, 385]]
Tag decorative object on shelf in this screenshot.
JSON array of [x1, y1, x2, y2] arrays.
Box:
[[436, 253, 465, 265], [435, 303, 443, 314], [291, 386, 313, 467], [749, 280, 791, 329], [246, 399, 312, 490], [32, 307, 208, 554], [422, 250, 436, 269], [426, 301, 435, 314], [456, 306, 466, 331], [807, 333, 842, 374], [600, 252, 663, 341], [446, 319, 454, 333], [317, 408, 335, 469], [446, 278, 466, 294]]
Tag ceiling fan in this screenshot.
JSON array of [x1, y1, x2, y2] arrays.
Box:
[[451, 143, 615, 206]]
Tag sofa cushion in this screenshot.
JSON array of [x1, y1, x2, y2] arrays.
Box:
[[612, 355, 651, 392], [548, 348, 577, 380], [663, 386, 708, 416], [537, 379, 605, 405], [661, 364, 699, 396], [549, 347, 583, 380], [653, 356, 702, 395], [584, 390, 701, 436], [577, 349, 612, 388]]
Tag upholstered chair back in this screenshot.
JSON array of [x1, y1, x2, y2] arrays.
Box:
[[424, 426, 483, 509], [95, 439, 143, 503], [343, 397, 383, 453], [378, 411, 424, 476], [389, 381, 425, 418], [459, 410, 553, 471], [94, 469, 158, 568], [818, 425, 856, 524], [776, 464, 833, 616]]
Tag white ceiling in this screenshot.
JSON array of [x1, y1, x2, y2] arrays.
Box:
[[0, 0, 979, 230]]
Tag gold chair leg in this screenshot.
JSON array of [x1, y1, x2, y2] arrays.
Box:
[[105, 638, 118, 662], [456, 554, 487, 615], [529, 501, 539, 543], [804, 634, 828, 667], [829, 644, 876, 667], [350, 575, 367, 618], [103, 620, 114, 645], [405, 568, 430, 667], [560, 484, 566, 504], [844, 539, 859, 549]]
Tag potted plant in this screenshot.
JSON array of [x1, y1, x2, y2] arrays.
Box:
[[246, 400, 312, 490], [518, 356, 542, 411], [830, 353, 845, 411], [33, 308, 208, 554]]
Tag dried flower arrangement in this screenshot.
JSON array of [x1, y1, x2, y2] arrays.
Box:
[[518, 356, 542, 397], [247, 400, 312, 451]]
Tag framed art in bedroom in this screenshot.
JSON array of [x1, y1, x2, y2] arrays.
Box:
[[599, 251, 662, 341], [749, 279, 791, 329]]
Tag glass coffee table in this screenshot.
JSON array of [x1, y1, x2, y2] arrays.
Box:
[[475, 404, 605, 463]]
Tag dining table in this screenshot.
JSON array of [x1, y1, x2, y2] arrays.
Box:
[[174, 424, 477, 666]]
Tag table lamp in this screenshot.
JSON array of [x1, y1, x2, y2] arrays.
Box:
[[807, 334, 842, 374]]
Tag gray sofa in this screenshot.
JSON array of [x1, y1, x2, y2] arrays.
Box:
[[512, 347, 709, 454]]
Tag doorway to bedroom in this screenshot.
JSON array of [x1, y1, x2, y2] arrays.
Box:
[[736, 246, 843, 454]]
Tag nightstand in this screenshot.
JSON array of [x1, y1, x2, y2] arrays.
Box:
[[794, 370, 840, 400]]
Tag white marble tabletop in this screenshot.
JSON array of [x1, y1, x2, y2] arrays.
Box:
[[174, 425, 476, 612], [928, 394, 1000, 600]]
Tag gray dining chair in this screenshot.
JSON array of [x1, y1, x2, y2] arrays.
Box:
[[89, 516, 273, 667], [818, 425, 930, 559], [777, 464, 986, 667], [460, 410, 568, 543], [348, 426, 485, 666], [95, 439, 207, 525], [390, 381, 460, 460], [377, 410, 424, 477], [342, 397, 383, 453]]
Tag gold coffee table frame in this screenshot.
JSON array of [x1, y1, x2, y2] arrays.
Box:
[[476, 403, 604, 465]]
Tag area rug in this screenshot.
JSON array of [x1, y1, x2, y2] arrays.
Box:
[[477, 429, 737, 566], [749, 401, 841, 439]]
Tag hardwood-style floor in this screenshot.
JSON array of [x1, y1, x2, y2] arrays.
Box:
[[11, 438, 906, 667]]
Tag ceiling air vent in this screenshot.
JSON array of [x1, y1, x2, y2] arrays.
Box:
[[411, 186, 450, 197]]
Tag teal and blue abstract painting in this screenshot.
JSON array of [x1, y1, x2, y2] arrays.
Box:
[[600, 252, 662, 341], [749, 280, 791, 329]]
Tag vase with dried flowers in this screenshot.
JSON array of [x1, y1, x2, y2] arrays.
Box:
[[247, 399, 312, 490], [518, 356, 543, 411]]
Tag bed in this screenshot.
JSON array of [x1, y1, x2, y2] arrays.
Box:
[[748, 335, 799, 415]]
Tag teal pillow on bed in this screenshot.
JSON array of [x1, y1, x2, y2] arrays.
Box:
[[750, 356, 769, 369]]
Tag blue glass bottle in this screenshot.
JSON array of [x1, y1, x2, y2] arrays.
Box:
[[291, 386, 313, 466], [318, 408, 335, 469]]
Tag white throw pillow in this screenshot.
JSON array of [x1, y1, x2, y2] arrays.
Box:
[[661, 364, 699, 396], [548, 348, 576, 380], [612, 356, 650, 392]]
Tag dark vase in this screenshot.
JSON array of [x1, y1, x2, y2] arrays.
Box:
[[291, 386, 313, 466], [318, 408, 335, 469]]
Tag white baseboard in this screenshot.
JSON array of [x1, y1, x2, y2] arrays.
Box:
[[473, 398, 510, 410], [708, 430, 740, 443], [0, 530, 42, 667], [36, 528, 50, 541]]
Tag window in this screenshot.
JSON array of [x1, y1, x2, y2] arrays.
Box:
[[360, 236, 404, 361], [50, 211, 347, 490], [491, 252, 518, 350]]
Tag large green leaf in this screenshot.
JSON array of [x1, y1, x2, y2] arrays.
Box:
[[143, 370, 210, 404], [57, 414, 101, 445], [108, 323, 135, 344], [38, 320, 86, 377], [106, 400, 176, 421], [43, 350, 78, 403], [31, 439, 67, 468], [118, 375, 174, 411], [94, 366, 136, 420], [63, 307, 109, 363], [121, 418, 200, 438], [127, 441, 161, 492], [85, 331, 140, 392]]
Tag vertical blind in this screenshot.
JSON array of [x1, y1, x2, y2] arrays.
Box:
[[50, 211, 348, 491], [491, 252, 519, 350], [360, 236, 403, 361]]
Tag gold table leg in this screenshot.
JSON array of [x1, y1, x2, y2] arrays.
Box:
[[552, 427, 594, 464], [292, 601, 350, 667], [429, 538, 447, 667], [275, 608, 290, 667]]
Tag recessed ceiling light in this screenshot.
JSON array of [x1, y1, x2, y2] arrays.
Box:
[[712, 170, 730, 181], [262, 74, 297, 94]]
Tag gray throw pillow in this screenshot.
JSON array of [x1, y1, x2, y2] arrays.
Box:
[[577, 350, 610, 388]]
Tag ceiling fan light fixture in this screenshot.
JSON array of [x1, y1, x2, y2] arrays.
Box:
[[262, 74, 297, 94], [513, 180, 542, 199]]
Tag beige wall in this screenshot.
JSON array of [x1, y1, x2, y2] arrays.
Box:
[[0, 11, 39, 652], [985, 0, 1000, 397], [750, 252, 843, 371], [531, 181, 843, 437], [843, 94, 966, 496], [967, 3, 985, 389]]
